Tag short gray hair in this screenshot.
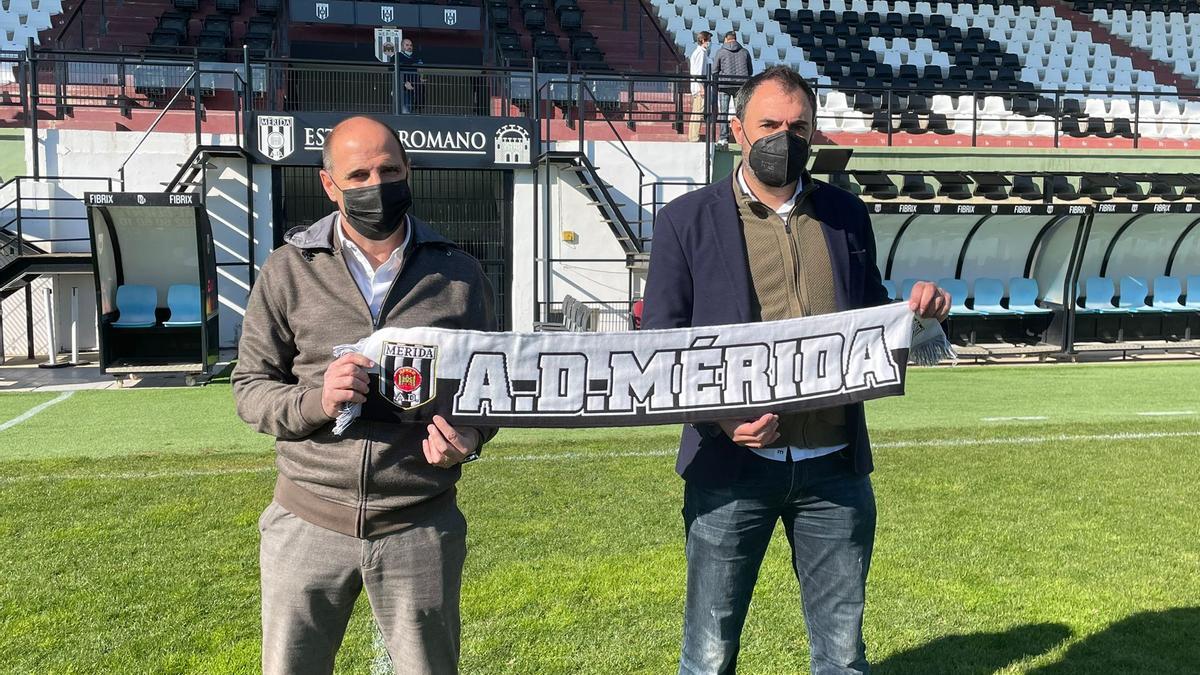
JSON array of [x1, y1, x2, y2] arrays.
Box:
[[733, 65, 818, 123]]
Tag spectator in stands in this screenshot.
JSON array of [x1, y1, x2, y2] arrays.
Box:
[[688, 30, 712, 142], [642, 66, 949, 675], [232, 116, 496, 675], [711, 31, 753, 147], [398, 37, 422, 114]]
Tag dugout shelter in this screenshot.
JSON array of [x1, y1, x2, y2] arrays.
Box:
[[85, 192, 219, 383]]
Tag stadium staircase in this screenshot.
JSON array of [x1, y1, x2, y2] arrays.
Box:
[[541, 149, 646, 264], [0, 182, 90, 297]]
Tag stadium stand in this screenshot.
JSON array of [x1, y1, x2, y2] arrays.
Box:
[[646, 0, 1200, 143]]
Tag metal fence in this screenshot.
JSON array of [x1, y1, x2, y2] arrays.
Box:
[[248, 59, 532, 117], [5, 50, 1200, 153]]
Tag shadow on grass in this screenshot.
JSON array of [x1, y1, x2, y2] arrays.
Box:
[[874, 622, 1071, 675], [1028, 608, 1200, 675]]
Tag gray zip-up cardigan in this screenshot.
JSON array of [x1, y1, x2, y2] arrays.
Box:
[[232, 212, 496, 538]]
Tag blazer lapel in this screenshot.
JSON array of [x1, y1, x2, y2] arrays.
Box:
[[707, 179, 753, 323]]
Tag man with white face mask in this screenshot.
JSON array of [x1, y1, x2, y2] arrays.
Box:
[[233, 115, 495, 674], [643, 66, 950, 675]]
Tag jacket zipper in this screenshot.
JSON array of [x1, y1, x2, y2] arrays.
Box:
[[783, 186, 817, 449], [346, 239, 421, 538]]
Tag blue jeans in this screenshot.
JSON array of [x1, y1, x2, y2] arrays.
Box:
[[679, 451, 876, 675], [718, 91, 734, 141]]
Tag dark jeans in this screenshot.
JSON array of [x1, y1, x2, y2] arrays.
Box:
[[679, 451, 876, 675], [718, 90, 737, 141]]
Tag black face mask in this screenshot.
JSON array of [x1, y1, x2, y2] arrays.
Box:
[[746, 130, 810, 188], [337, 179, 413, 240]]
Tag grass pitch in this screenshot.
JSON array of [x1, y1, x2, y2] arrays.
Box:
[[1, 362, 1198, 673]]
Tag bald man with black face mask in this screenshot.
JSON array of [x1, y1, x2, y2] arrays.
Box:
[[643, 67, 949, 675], [233, 115, 496, 675]]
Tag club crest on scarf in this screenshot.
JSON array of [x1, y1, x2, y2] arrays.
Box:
[[380, 342, 438, 409]]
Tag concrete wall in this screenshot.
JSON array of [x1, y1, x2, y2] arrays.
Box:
[[512, 141, 710, 330]]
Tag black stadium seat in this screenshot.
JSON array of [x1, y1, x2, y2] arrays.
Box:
[[1010, 175, 1042, 201], [1049, 175, 1080, 200], [902, 174, 935, 199]]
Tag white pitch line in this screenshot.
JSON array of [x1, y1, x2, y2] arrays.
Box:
[[1136, 411, 1196, 417], [0, 391, 75, 433], [3, 429, 1200, 484], [980, 416, 1049, 422]]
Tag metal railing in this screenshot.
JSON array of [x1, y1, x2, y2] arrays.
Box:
[[245, 56, 534, 116], [0, 175, 116, 256], [8, 50, 1200, 154]]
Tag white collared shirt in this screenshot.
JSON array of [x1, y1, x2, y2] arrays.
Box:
[[689, 44, 710, 94], [336, 214, 412, 321], [736, 166, 847, 464]]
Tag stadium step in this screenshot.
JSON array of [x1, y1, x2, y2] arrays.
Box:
[[542, 150, 643, 257]]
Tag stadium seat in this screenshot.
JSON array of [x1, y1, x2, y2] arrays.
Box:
[[1117, 276, 1155, 312], [1077, 277, 1124, 314], [163, 284, 203, 327], [937, 278, 981, 315], [900, 278, 920, 301], [882, 279, 898, 299], [112, 285, 159, 328], [1008, 278, 1052, 315], [972, 277, 1016, 315], [1187, 276, 1200, 309], [1152, 276, 1191, 312]]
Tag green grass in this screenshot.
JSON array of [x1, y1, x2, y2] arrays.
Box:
[[1, 362, 1198, 673], [0, 128, 25, 182]]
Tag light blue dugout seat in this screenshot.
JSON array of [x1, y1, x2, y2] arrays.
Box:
[[937, 278, 981, 316], [1117, 276, 1156, 313], [900, 278, 920, 302], [1187, 276, 1200, 309], [1152, 277, 1192, 312], [163, 284, 203, 327], [111, 284, 158, 328], [971, 278, 1016, 315], [882, 279, 897, 299], [1007, 278, 1053, 315], [1077, 277, 1124, 314]]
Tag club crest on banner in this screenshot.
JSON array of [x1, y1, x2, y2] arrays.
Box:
[[444, 8, 457, 25], [381, 4, 393, 22], [380, 342, 438, 409], [257, 115, 295, 160], [375, 27, 403, 62], [315, 2, 329, 19]]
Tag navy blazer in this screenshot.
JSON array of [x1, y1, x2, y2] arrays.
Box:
[[642, 172, 892, 486]]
